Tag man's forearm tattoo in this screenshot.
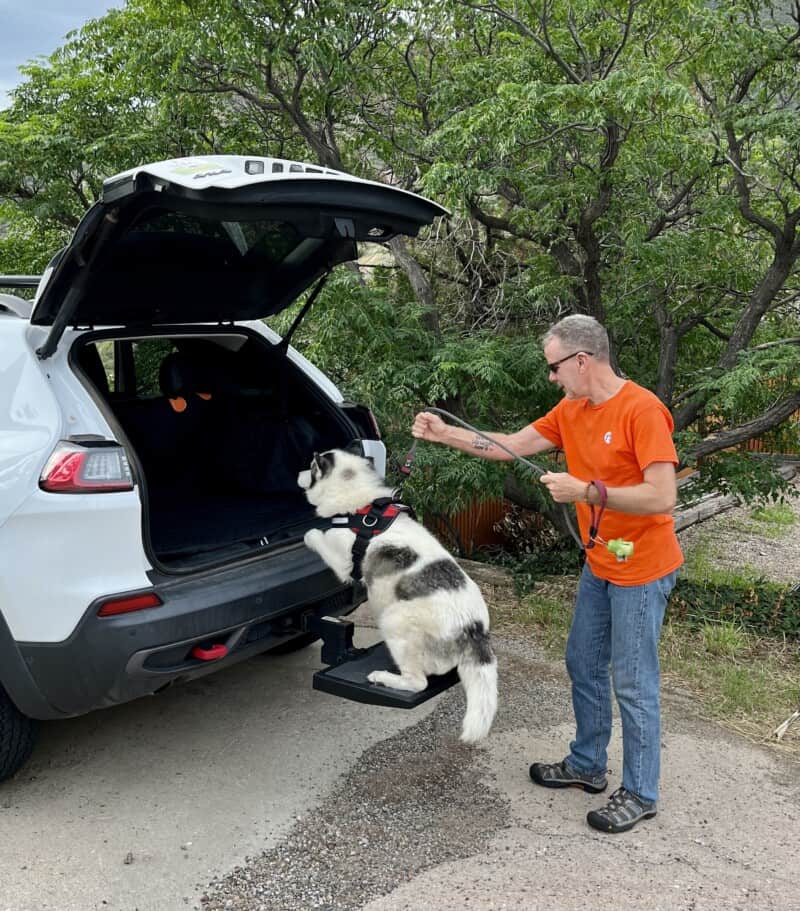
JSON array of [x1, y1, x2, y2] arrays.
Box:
[[472, 434, 494, 452]]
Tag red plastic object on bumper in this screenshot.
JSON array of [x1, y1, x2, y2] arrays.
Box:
[[191, 643, 228, 661]]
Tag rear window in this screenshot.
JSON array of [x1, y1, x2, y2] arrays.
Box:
[[132, 212, 304, 264]]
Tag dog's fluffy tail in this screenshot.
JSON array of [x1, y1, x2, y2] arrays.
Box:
[[457, 622, 498, 743]]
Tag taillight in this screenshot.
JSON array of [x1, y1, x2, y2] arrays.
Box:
[[40, 442, 133, 493], [97, 592, 162, 617]]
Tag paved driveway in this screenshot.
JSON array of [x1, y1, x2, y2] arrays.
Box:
[[1, 626, 429, 911], [3, 615, 799, 911]]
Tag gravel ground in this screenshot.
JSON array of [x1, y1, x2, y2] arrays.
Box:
[[199, 635, 573, 911], [677, 475, 800, 584], [200, 685, 509, 910]]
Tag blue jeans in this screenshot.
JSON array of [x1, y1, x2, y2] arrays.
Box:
[[564, 562, 677, 803]]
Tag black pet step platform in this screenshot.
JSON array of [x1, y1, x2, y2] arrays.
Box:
[[311, 616, 459, 709]]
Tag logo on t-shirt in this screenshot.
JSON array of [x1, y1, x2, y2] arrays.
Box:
[[604, 431, 613, 444]]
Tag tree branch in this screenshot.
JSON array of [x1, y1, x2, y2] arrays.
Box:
[[387, 236, 441, 339], [457, 1, 583, 83], [601, 0, 637, 78], [683, 390, 800, 463], [750, 336, 800, 351], [725, 124, 783, 242], [467, 201, 539, 243], [644, 175, 700, 242]]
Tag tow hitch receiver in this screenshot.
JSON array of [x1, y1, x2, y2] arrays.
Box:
[[311, 616, 459, 708]]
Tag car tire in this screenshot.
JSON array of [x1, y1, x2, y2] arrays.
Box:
[[0, 685, 38, 782]]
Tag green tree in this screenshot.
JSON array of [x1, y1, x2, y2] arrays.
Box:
[[1, 0, 798, 531], [0, 6, 261, 230], [422, 0, 799, 468]]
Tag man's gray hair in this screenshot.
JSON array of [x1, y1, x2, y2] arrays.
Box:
[[543, 315, 610, 362]]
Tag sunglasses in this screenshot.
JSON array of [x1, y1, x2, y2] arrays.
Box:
[[547, 350, 594, 374]]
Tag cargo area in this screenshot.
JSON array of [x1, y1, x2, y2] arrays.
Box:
[[74, 332, 357, 569]]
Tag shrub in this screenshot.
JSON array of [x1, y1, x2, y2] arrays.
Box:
[[669, 578, 800, 639]]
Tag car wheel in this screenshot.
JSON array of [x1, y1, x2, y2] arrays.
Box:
[[0, 685, 38, 782]]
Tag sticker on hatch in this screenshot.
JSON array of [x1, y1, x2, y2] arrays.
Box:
[[169, 160, 233, 179]]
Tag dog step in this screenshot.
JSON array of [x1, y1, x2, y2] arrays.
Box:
[[313, 640, 460, 708]]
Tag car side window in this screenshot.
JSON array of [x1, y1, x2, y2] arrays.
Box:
[[133, 339, 175, 398], [76, 341, 115, 398], [95, 341, 114, 390]]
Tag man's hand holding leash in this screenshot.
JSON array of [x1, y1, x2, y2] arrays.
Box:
[[411, 411, 450, 444], [539, 471, 588, 503]]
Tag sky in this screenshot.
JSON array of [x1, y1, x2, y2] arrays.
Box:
[[0, 0, 122, 107]]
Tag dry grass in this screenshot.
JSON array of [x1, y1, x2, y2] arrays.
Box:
[[659, 621, 800, 755]]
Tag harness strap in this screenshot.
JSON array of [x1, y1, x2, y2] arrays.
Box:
[[329, 497, 413, 581]]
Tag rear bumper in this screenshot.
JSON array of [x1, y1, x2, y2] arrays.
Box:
[[4, 544, 363, 720]]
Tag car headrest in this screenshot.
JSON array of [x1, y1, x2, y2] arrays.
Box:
[[158, 352, 195, 400], [175, 340, 240, 397]]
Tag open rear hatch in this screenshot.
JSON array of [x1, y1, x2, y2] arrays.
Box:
[[30, 155, 448, 357], [30, 155, 456, 708], [33, 156, 447, 570]]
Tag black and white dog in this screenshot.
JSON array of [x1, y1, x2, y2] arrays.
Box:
[[298, 449, 497, 743]]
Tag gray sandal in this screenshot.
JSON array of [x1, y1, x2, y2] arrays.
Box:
[[587, 786, 657, 833], [529, 760, 608, 794]]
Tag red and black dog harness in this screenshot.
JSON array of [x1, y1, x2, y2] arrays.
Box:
[[329, 497, 414, 581]]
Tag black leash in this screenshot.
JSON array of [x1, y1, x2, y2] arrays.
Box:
[[410, 407, 586, 550], [335, 407, 610, 582]]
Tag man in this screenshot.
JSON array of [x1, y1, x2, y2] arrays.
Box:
[[411, 314, 683, 833]]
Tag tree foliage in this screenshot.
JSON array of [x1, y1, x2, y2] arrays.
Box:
[[1, 0, 799, 530]]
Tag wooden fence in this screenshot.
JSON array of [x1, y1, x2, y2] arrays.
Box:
[[739, 407, 800, 454], [423, 498, 510, 554]]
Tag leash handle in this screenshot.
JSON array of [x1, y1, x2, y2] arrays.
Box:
[[390, 440, 417, 501], [585, 479, 608, 549]]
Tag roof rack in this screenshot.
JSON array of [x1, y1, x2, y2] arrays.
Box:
[[0, 275, 41, 289]]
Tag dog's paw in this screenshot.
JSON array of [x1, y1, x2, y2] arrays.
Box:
[[367, 670, 394, 688], [303, 528, 323, 550]]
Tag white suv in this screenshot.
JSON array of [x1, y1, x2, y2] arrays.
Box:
[[0, 155, 445, 781]]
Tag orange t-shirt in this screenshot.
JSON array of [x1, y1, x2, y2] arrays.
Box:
[[533, 381, 683, 585]]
